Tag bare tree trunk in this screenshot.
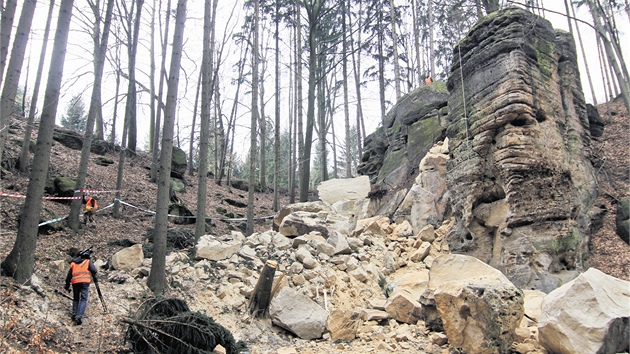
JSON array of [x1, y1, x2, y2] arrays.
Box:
[[288, 24, 295, 203], [150, 0, 172, 182], [113, 0, 141, 218], [597, 35, 615, 101], [568, 0, 597, 105], [218, 47, 247, 185], [389, 0, 401, 99], [342, 0, 351, 178], [0, 0, 17, 87], [350, 0, 365, 159], [273, 0, 281, 211], [600, 3, 630, 84], [110, 66, 121, 144], [1, 0, 74, 282], [127, 0, 144, 153], [0, 0, 37, 164], [316, 49, 328, 184], [248, 260, 277, 317], [259, 52, 267, 191], [411, 0, 422, 87], [293, 0, 304, 204], [247, 0, 260, 235], [68, 0, 115, 231], [428, 0, 435, 78], [18, 0, 55, 172], [195, 0, 217, 243], [148, 0, 157, 152], [188, 69, 202, 176], [147, 0, 187, 296], [474, 0, 483, 20], [585, 0, 630, 112], [481, 0, 500, 13], [90, 0, 114, 140], [300, 0, 322, 202], [376, 11, 386, 124]]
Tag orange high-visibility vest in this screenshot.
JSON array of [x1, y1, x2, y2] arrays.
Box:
[[70, 259, 92, 284], [86, 197, 98, 211]]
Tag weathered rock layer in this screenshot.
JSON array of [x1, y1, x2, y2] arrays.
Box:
[[445, 7, 597, 291]]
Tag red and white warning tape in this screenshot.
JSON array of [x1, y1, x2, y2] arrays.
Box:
[[43, 196, 83, 200], [1, 192, 82, 200], [74, 189, 121, 194], [0, 193, 26, 199]]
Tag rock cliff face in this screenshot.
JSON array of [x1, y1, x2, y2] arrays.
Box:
[[360, 7, 599, 292], [357, 82, 449, 190], [445, 7, 597, 292]]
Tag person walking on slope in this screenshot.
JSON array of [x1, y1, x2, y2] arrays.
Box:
[[83, 195, 98, 224], [64, 247, 98, 325]]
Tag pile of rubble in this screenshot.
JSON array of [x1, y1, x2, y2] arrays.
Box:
[[99, 173, 629, 353]]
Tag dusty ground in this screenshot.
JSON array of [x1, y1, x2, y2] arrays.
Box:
[[0, 98, 628, 353]]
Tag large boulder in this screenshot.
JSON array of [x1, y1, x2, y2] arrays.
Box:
[[616, 198, 630, 244], [384, 291, 423, 325], [52, 127, 116, 155], [317, 176, 371, 205], [586, 103, 604, 138], [275, 202, 355, 238], [429, 254, 524, 354], [444, 7, 597, 292], [171, 146, 187, 179], [46, 176, 76, 198], [538, 268, 630, 354], [111, 244, 144, 271], [194, 234, 243, 261], [269, 286, 328, 340]]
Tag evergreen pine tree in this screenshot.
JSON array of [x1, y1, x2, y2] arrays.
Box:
[[60, 94, 86, 132]]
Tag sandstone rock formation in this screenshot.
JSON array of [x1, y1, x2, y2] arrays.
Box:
[[357, 81, 449, 190], [357, 8, 601, 293], [445, 7, 598, 292]]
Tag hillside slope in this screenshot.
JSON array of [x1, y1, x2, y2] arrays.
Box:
[[0, 98, 628, 353]]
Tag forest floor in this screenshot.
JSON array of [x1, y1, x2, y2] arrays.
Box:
[[0, 98, 628, 353]]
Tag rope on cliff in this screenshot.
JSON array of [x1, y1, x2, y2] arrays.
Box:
[[458, 43, 471, 162]]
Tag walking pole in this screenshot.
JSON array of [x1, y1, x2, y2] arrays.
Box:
[[93, 281, 108, 313]]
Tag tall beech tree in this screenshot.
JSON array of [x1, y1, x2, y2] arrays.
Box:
[[1, 0, 75, 282], [195, 0, 219, 243], [18, 0, 55, 172], [246, 0, 260, 235], [0, 0, 37, 164], [147, 0, 187, 295], [68, 0, 115, 231]]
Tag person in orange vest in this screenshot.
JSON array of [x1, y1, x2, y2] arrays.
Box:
[[83, 195, 99, 224], [64, 247, 98, 325]]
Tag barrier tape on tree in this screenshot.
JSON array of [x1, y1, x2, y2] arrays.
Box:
[[114, 198, 275, 221], [38, 216, 68, 227], [35, 203, 115, 227], [74, 189, 122, 194], [0, 192, 83, 200]]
